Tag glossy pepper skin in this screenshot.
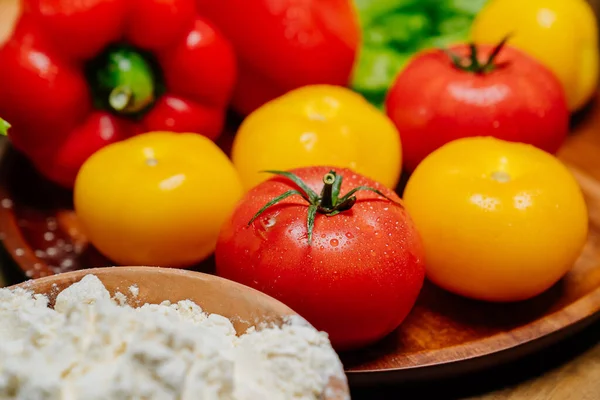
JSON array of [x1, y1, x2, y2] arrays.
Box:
[[195, 0, 361, 115], [0, 0, 236, 188]]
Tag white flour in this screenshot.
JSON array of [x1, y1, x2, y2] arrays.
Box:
[[0, 275, 348, 400]]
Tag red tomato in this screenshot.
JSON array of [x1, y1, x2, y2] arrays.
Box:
[[215, 166, 425, 350], [385, 41, 569, 172]]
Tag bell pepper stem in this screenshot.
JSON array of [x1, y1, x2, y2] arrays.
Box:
[[109, 86, 134, 112], [0, 118, 10, 136], [88, 45, 157, 115]]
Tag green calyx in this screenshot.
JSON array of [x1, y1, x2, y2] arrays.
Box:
[[444, 34, 511, 74], [248, 170, 401, 245], [0, 118, 10, 136], [85, 44, 162, 116]]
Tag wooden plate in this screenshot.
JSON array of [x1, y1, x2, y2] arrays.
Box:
[[2, 102, 600, 386]]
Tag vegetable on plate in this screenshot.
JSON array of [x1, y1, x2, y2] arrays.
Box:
[[385, 39, 569, 172], [195, 0, 361, 115], [215, 166, 425, 350], [231, 85, 402, 191], [471, 0, 599, 112], [0, 0, 236, 188], [74, 131, 243, 268], [403, 137, 588, 302]]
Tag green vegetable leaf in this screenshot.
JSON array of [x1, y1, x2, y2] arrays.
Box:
[[337, 185, 402, 207], [262, 170, 318, 202], [306, 204, 318, 244], [248, 190, 305, 226]]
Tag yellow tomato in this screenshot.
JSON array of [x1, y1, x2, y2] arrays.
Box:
[[471, 0, 599, 111], [74, 132, 243, 268], [403, 137, 588, 302], [231, 84, 402, 191]]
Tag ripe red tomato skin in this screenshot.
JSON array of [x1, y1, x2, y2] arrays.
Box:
[[385, 44, 569, 172], [215, 166, 426, 350]]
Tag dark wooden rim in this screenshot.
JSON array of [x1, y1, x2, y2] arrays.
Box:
[[348, 282, 600, 374]]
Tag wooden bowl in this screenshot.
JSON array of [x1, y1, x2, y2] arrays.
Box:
[[7, 266, 350, 399]]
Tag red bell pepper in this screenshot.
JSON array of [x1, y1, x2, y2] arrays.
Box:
[[195, 0, 361, 115], [0, 0, 236, 188]]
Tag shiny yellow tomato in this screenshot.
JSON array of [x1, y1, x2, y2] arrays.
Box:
[[231, 84, 402, 191], [74, 132, 243, 268], [403, 137, 588, 302], [471, 0, 599, 111]]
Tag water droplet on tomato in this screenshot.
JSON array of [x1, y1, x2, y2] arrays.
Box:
[[321, 234, 326, 239], [262, 217, 276, 228], [345, 232, 354, 239], [319, 245, 324, 250], [330, 238, 339, 247]]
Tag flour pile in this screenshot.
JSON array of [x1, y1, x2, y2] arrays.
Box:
[[0, 275, 348, 400]]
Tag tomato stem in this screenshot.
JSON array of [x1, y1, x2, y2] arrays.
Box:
[[248, 170, 402, 245], [444, 34, 512, 74], [319, 173, 337, 210]]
